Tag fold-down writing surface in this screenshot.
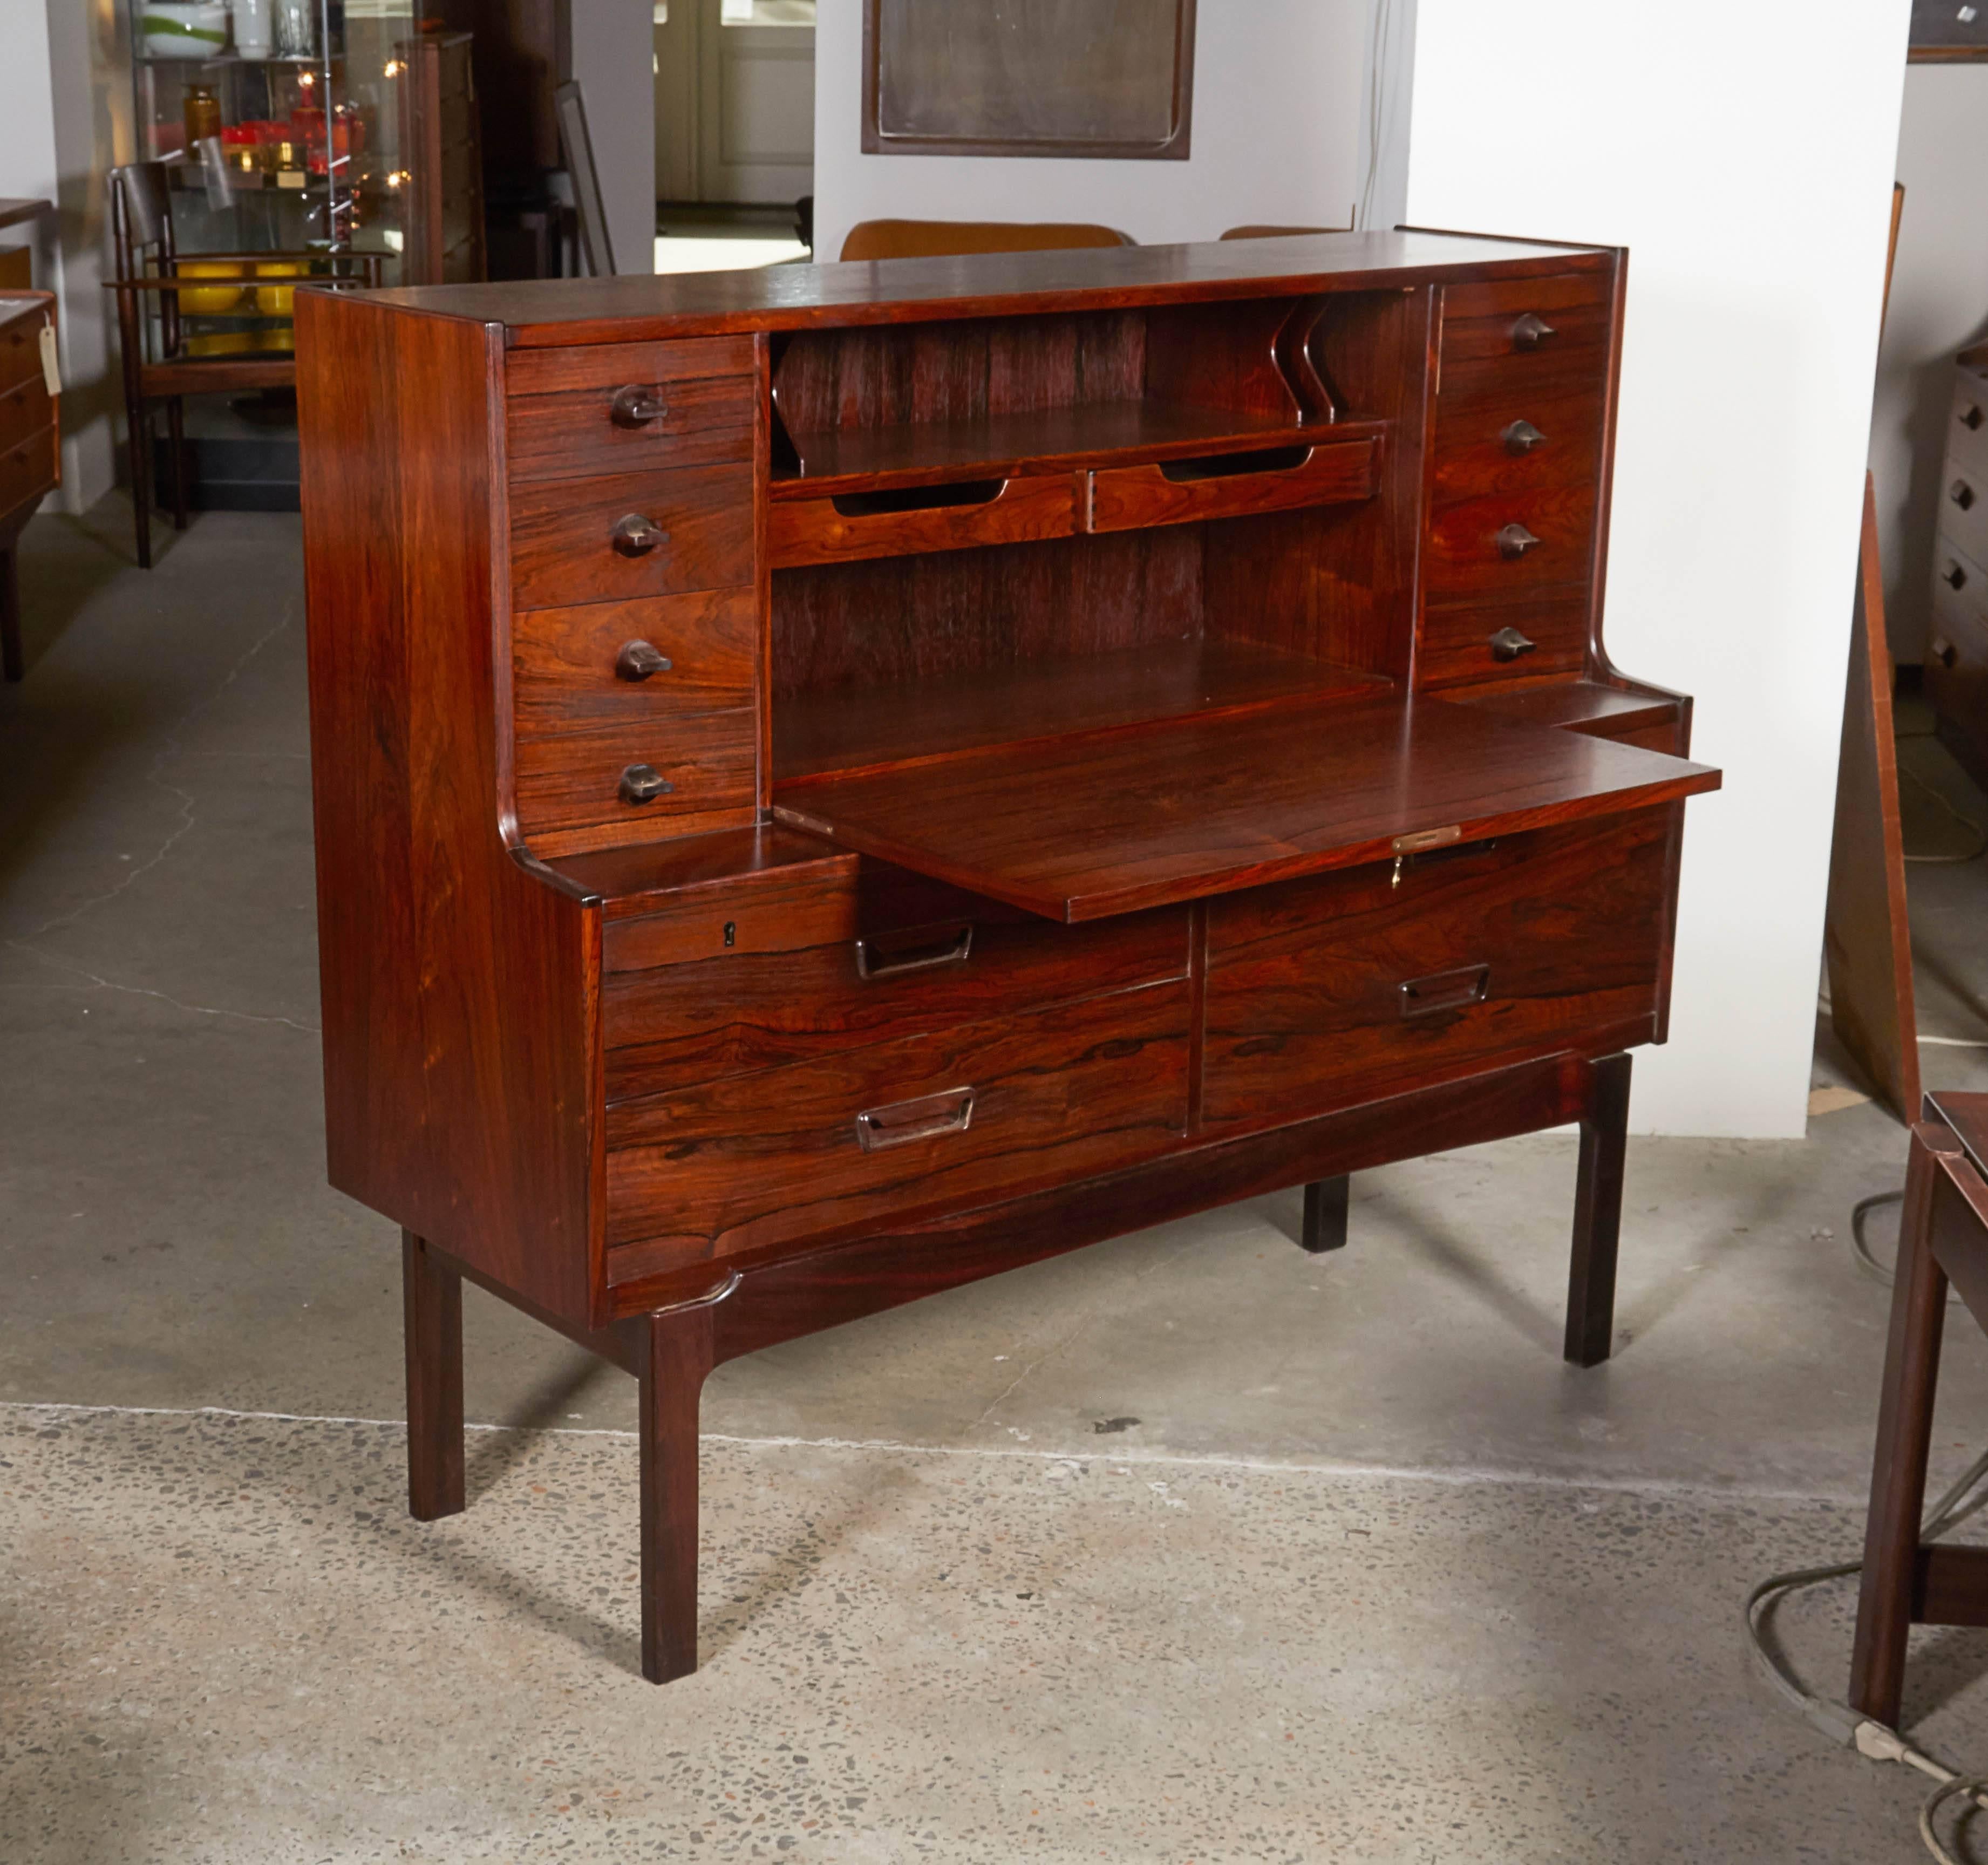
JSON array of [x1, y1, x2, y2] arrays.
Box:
[[771, 695, 1721, 922]]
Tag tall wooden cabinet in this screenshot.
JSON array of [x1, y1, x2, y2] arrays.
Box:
[[297, 232, 1719, 1682]]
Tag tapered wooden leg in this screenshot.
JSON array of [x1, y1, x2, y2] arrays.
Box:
[[127, 406, 153, 569], [640, 1302, 715, 1684], [166, 398, 189, 530], [1, 546, 21, 683], [1301, 1176, 1350, 1253], [1850, 1123, 1964, 1726], [402, 1230, 465, 1522], [1564, 1052, 1632, 1367]]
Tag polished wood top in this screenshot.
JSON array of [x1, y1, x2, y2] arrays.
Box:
[[352, 232, 1612, 345], [772, 693, 1719, 923], [1931, 1093, 1988, 1177]]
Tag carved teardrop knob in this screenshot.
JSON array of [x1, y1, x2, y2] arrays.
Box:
[[618, 764, 675, 805], [615, 639, 673, 681], [1952, 480, 1977, 512], [1502, 420, 1546, 454], [1496, 523, 1542, 559], [611, 513, 670, 556], [1510, 313, 1557, 350], [610, 385, 670, 427], [1488, 626, 1537, 662], [1946, 561, 1969, 591], [1933, 637, 1958, 670], [1963, 403, 1984, 432]]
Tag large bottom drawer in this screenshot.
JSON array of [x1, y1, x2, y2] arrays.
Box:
[[1200, 809, 1673, 1131], [604, 979, 1190, 1275]]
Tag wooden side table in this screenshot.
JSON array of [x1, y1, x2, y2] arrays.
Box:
[[1849, 1092, 1988, 1726], [0, 291, 58, 682]]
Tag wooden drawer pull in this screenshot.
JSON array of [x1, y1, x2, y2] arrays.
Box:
[[610, 385, 670, 428], [1952, 480, 1977, 513], [1510, 312, 1557, 350], [1502, 420, 1547, 455], [854, 1085, 975, 1152], [618, 763, 675, 804], [855, 923, 974, 981], [1399, 963, 1490, 1020], [1933, 636, 1958, 670], [614, 639, 674, 681], [1963, 403, 1984, 432], [1496, 523, 1541, 559], [1946, 561, 1970, 592], [611, 513, 670, 556], [1488, 625, 1536, 661]]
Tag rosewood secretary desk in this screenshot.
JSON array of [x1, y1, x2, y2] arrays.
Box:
[[296, 232, 1719, 1683]]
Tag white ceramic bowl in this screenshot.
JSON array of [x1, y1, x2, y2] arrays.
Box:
[[140, 4, 232, 59]]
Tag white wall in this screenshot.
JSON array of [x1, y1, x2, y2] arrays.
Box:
[[1869, 63, 1988, 664], [1408, 1, 1910, 1139], [570, 0, 657, 273], [811, 0, 1367, 258]]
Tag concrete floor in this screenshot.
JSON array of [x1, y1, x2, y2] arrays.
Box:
[[6, 502, 1988, 1860]]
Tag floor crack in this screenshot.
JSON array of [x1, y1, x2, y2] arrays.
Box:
[[3, 940, 321, 1034]]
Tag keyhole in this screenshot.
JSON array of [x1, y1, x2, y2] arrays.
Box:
[[723, 921, 736, 948]]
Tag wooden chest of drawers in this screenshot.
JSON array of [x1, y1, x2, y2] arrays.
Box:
[[0, 291, 57, 682], [297, 233, 1717, 1684]]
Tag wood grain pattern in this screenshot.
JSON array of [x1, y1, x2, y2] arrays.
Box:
[[1438, 272, 1614, 366], [604, 867, 859, 974], [1418, 589, 1591, 690], [773, 693, 1720, 923], [1200, 813, 1669, 1128], [604, 979, 1192, 1264], [514, 588, 758, 727], [514, 709, 758, 840], [297, 291, 602, 1327], [506, 370, 756, 484], [1452, 679, 1684, 750], [1084, 439, 1376, 534], [604, 895, 1188, 1100], [509, 464, 753, 610], [505, 335, 757, 396], [1422, 478, 1597, 600], [549, 822, 852, 919], [768, 471, 1077, 568], [773, 638, 1388, 782]]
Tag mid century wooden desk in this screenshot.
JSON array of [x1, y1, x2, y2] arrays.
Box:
[[296, 232, 1720, 1683]]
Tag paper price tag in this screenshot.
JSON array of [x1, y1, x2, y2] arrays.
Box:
[[39, 320, 59, 396]]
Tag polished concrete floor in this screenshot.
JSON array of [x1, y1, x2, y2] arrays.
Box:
[[6, 502, 1988, 1860]]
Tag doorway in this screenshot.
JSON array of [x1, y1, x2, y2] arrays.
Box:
[[653, 0, 814, 270]]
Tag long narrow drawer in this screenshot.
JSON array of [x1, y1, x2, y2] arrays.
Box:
[[1200, 810, 1671, 1131], [604, 871, 1189, 1099], [1438, 270, 1613, 368], [603, 979, 1192, 1267], [768, 472, 1074, 568], [514, 710, 757, 841], [515, 589, 757, 731], [510, 463, 753, 609], [1084, 438, 1377, 534], [1418, 590, 1591, 690], [507, 347, 756, 484]]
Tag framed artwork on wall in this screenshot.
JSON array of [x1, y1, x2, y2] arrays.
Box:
[[861, 0, 1196, 159], [1910, 0, 1988, 60]]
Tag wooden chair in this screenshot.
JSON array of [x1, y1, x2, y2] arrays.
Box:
[[105, 162, 380, 567], [1850, 1093, 1988, 1727], [839, 220, 1132, 262]]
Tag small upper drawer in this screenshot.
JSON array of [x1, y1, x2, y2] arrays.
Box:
[[514, 588, 757, 733], [507, 336, 755, 398], [1419, 590, 1590, 691], [0, 372, 53, 454], [1952, 366, 1988, 484], [509, 463, 753, 610], [1440, 271, 1613, 369], [1084, 438, 1377, 534], [1942, 467, 1988, 570], [1428, 358, 1605, 512], [768, 472, 1074, 569], [1928, 593, 1988, 750], [603, 873, 1190, 1100], [0, 420, 56, 516], [602, 978, 1190, 1267], [1932, 539, 1988, 633], [507, 366, 756, 485], [1200, 808, 1670, 1132], [1421, 478, 1597, 600], [514, 708, 757, 846], [0, 305, 49, 398]]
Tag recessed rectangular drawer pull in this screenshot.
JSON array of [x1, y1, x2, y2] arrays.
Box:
[[1399, 963, 1491, 1019], [854, 923, 974, 981], [854, 1085, 975, 1152]]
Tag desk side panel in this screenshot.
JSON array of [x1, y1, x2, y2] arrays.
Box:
[[299, 291, 600, 1325]]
